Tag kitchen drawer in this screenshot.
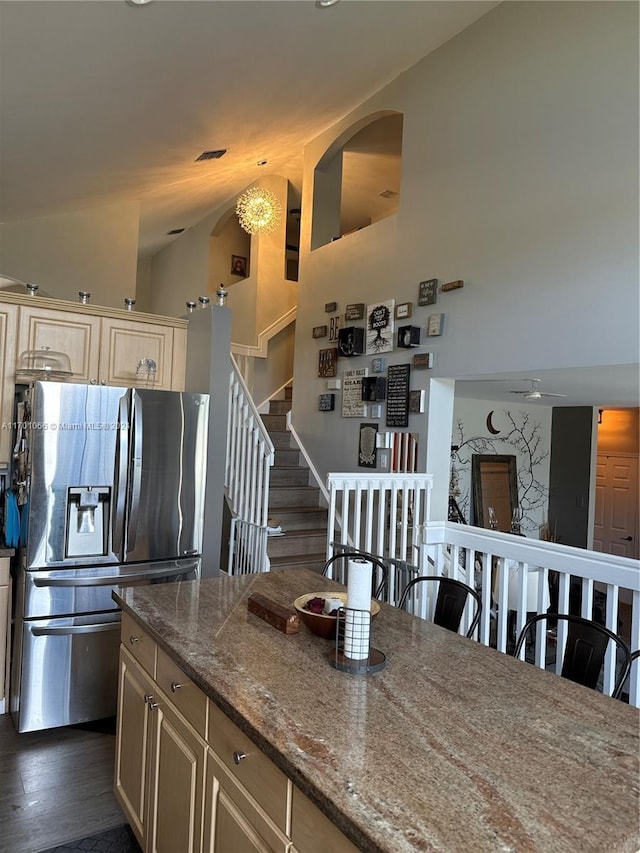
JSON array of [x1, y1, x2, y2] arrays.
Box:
[[156, 646, 207, 737], [207, 699, 289, 832], [121, 612, 156, 677], [291, 786, 359, 853], [205, 747, 289, 853]]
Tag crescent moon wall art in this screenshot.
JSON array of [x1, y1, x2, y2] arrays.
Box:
[[486, 411, 501, 435]]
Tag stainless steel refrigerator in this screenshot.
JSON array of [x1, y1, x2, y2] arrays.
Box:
[[11, 381, 209, 732]]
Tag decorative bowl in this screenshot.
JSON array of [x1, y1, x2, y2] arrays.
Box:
[[293, 592, 380, 640]]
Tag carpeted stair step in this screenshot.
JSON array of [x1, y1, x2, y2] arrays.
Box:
[[269, 484, 322, 508], [269, 506, 328, 531], [267, 528, 327, 559], [270, 466, 311, 487]]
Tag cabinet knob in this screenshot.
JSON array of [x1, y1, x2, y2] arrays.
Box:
[[143, 693, 153, 704], [233, 751, 247, 765], [129, 636, 140, 644], [170, 682, 183, 693]]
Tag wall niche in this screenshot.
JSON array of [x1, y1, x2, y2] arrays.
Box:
[[311, 111, 403, 250]]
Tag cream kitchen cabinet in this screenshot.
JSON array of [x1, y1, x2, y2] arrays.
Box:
[[17, 304, 102, 383], [115, 620, 206, 853], [0, 304, 19, 464], [116, 613, 357, 853], [100, 316, 185, 390], [12, 296, 187, 391]]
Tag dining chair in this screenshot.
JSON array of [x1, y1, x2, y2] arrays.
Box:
[[398, 576, 482, 639], [512, 613, 631, 699]]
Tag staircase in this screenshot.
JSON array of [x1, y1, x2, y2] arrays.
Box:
[[262, 387, 328, 573]]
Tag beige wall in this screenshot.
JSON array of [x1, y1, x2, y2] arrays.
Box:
[[0, 201, 140, 309], [292, 0, 639, 484]]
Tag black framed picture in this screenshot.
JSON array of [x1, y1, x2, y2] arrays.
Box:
[[231, 254, 247, 277]]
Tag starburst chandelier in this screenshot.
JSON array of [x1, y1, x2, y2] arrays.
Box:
[[235, 187, 281, 235]]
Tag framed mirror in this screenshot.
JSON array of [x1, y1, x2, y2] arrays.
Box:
[[471, 454, 519, 532]]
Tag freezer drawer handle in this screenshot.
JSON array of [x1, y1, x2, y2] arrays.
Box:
[[130, 636, 140, 645], [170, 682, 183, 693], [33, 564, 198, 588], [31, 622, 120, 637]]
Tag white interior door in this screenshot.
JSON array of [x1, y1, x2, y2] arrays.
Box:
[[593, 454, 638, 559]]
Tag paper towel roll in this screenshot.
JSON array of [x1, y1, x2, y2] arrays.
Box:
[[344, 558, 373, 660]]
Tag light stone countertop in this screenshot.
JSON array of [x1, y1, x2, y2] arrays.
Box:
[[114, 568, 640, 853]]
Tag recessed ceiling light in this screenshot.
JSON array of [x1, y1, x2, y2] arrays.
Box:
[[315, 0, 340, 7], [167, 228, 185, 235], [195, 149, 227, 162], [125, 0, 154, 6], [256, 159, 268, 166]]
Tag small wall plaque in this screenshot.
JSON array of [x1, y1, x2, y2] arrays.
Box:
[[441, 279, 464, 292], [427, 314, 444, 337], [418, 279, 438, 306], [369, 403, 383, 419], [338, 326, 365, 357], [371, 357, 387, 374], [326, 378, 341, 390], [397, 325, 421, 348], [318, 348, 338, 377], [345, 303, 365, 321], [312, 325, 328, 339], [318, 393, 335, 411], [328, 315, 341, 342], [413, 352, 434, 369], [325, 301, 338, 313], [395, 302, 413, 320]]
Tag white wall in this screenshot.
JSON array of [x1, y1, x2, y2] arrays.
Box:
[[0, 201, 140, 309], [292, 1, 639, 487]]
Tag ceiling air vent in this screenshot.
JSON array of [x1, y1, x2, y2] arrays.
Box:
[[167, 228, 185, 235], [379, 189, 398, 199], [195, 149, 227, 162]]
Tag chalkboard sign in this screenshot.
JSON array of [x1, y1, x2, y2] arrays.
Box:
[[386, 364, 410, 428]]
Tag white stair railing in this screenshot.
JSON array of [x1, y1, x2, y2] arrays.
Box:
[[225, 356, 275, 574], [421, 521, 640, 706], [326, 473, 433, 604]]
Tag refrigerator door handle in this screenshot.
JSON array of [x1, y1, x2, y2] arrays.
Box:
[[31, 622, 120, 637], [32, 562, 199, 587], [112, 393, 130, 555], [126, 391, 144, 551]]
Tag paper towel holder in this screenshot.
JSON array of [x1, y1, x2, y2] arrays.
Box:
[[330, 607, 386, 674]]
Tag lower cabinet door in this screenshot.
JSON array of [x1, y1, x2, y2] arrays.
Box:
[[115, 649, 154, 847], [203, 748, 288, 853], [147, 697, 206, 853]]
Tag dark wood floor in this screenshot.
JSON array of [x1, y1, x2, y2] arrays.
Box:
[[0, 715, 126, 853]]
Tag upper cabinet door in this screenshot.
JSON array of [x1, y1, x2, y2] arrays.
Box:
[[17, 306, 101, 384], [100, 318, 175, 390]]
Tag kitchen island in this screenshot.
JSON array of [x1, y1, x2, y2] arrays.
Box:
[[114, 567, 640, 853]]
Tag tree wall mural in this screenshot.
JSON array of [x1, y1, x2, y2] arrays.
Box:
[[450, 407, 550, 535]]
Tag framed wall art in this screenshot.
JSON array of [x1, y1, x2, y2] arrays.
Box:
[[318, 348, 338, 378], [386, 364, 410, 428], [318, 393, 335, 411], [341, 368, 368, 417], [325, 301, 338, 313], [312, 325, 328, 339], [345, 303, 365, 321], [418, 279, 438, 306], [366, 300, 395, 356], [230, 254, 247, 277], [427, 313, 444, 336], [395, 302, 413, 320], [371, 356, 387, 373]]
